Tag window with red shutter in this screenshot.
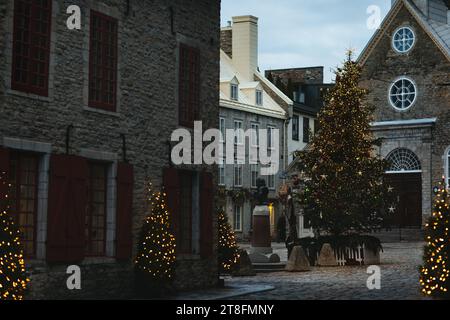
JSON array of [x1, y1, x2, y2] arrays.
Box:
[[89, 10, 118, 111], [8, 152, 39, 258], [200, 172, 214, 258], [179, 44, 200, 127], [11, 0, 52, 96]]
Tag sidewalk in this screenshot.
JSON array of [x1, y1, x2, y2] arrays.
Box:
[[170, 283, 275, 300]]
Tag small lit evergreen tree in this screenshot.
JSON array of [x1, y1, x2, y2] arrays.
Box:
[[218, 210, 240, 274], [135, 184, 176, 284], [420, 177, 450, 298], [0, 171, 29, 300]]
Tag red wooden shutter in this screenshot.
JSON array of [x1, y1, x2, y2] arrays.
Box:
[[47, 155, 88, 263], [200, 171, 214, 258], [116, 163, 134, 260], [0, 147, 10, 201], [163, 168, 180, 237]]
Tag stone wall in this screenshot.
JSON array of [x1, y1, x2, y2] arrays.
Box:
[[360, 4, 450, 222], [220, 27, 233, 58], [0, 0, 220, 299]]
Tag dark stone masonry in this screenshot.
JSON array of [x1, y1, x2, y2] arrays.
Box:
[[0, 0, 220, 299]]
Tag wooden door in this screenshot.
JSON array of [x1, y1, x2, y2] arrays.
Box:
[[385, 173, 422, 227]]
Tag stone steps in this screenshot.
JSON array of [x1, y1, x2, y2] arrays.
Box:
[[252, 262, 286, 273]]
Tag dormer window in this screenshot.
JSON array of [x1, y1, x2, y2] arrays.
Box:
[[256, 90, 263, 105], [231, 84, 239, 101], [392, 27, 415, 53]]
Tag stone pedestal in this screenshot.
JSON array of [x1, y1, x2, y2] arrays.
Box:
[[250, 205, 272, 254]]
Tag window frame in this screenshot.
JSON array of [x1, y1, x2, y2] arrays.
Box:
[[292, 115, 300, 141], [88, 10, 119, 112], [256, 90, 263, 106], [268, 174, 275, 190], [251, 123, 260, 148], [11, 0, 53, 97], [85, 161, 108, 257], [251, 164, 259, 189], [234, 164, 243, 187], [8, 151, 39, 259], [389, 77, 417, 111], [392, 26, 416, 54], [230, 83, 239, 101], [233, 204, 243, 232], [219, 162, 225, 186], [219, 117, 226, 143], [303, 117, 310, 144], [234, 120, 244, 145], [267, 126, 276, 150], [178, 43, 201, 127]]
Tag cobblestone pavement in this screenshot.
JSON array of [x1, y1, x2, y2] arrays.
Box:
[[226, 242, 425, 300]]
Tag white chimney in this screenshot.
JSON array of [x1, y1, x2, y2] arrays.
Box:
[[231, 15, 259, 81]]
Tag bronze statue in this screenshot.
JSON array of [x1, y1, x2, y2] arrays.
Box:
[[253, 178, 269, 205]]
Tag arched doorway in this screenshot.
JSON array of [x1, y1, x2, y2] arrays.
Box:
[[385, 148, 422, 227]]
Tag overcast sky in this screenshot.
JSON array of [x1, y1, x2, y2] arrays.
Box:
[[221, 0, 391, 83]]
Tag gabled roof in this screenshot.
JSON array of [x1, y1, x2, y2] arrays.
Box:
[[358, 0, 450, 65]]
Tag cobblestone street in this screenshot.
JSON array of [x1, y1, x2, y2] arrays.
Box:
[[227, 242, 425, 300]]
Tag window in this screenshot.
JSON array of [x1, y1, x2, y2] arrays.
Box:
[[86, 163, 107, 256], [178, 171, 193, 254], [386, 148, 421, 173], [179, 44, 200, 126], [314, 119, 320, 135], [389, 77, 417, 111], [393, 26, 415, 53], [234, 120, 244, 145], [268, 174, 275, 190], [219, 117, 226, 143], [231, 84, 239, 101], [233, 205, 242, 231], [251, 164, 259, 188], [251, 123, 259, 147], [256, 90, 263, 105], [12, 0, 52, 96], [267, 126, 276, 150], [89, 11, 118, 111], [219, 162, 225, 186], [292, 115, 299, 141], [9, 152, 39, 258], [303, 117, 310, 144], [234, 164, 243, 187]]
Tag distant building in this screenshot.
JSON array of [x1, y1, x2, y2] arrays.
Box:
[[220, 16, 293, 241], [265, 67, 333, 164]]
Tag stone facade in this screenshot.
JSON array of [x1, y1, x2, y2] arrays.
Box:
[[360, 0, 450, 224], [267, 67, 325, 86], [0, 0, 220, 299]]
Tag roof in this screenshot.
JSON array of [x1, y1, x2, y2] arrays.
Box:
[[358, 0, 450, 65], [220, 50, 289, 119]]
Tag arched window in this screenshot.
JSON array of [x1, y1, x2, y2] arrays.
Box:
[[386, 148, 421, 173]]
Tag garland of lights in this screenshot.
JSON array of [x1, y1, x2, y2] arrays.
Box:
[[135, 183, 176, 282], [218, 210, 240, 273], [420, 177, 450, 298], [0, 171, 29, 300]]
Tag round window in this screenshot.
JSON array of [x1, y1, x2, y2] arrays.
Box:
[[389, 77, 417, 110], [392, 27, 415, 53]]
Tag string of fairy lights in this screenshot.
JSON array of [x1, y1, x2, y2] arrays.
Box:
[[218, 210, 240, 273], [420, 177, 450, 298], [134, 183, 176, 280], [0, 171, 29, 300]]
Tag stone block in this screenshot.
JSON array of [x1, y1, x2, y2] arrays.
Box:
[[285, 246, 311, 272], [317, 243, 338, 267]]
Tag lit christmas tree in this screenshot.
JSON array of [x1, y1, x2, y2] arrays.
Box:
[[0, 171, 29, 300], [135, 184, 176, 284], [218, 210, 240, 274], [296, 51, 396, 236], [420, 177, 450, 298]]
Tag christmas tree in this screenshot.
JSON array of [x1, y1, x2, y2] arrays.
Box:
[[420, 177, 450, 298], [296, 51, 396, 236], [135, 184, 176, 283], [218, 210, 240, 274], [0, 171, 29, 300]]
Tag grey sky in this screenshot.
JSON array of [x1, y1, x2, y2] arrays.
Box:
[[221, 0, 391, 83]]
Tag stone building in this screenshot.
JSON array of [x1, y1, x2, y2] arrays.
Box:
[[359, 0, 450, 228], [266, 67, 333, 164], [219, 16, 293, 241], [0, 0, 220, 299]]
